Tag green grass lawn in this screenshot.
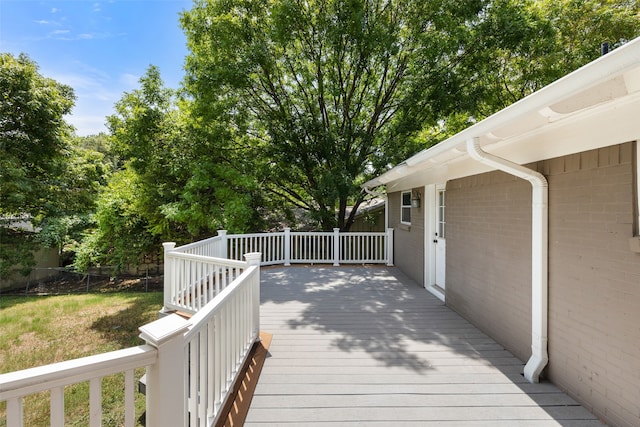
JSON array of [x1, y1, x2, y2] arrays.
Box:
[[0, 292, 163, 427]]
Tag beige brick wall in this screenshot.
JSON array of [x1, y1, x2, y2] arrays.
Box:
[[388, 189, 424, 285], [443, 142, 640, 427], [445, 171, 533, 362], [544, 143, 640, 427]]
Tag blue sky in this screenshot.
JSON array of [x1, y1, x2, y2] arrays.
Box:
[[1, 0, 191, 136]]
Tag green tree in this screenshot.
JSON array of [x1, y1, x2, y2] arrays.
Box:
[[181, 0, 494, 230], [107, 66, 184, 237], [108, 66, 266, 239], [0, 53, 75, 218], [0, 53, 75, 278], [73, 167, 157, 272], [448, 0, 640, 119], [38, 138, 115, 265]]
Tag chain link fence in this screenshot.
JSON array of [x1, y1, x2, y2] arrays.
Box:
[[1, 264, 164, 295]]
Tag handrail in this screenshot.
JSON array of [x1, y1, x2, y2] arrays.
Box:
[[145, 252, 261, 426], [0, 346, 157, 427], [166, 252, 248, 269], [0, 346, 156, 399], [163, 251, 248, 313], [172, 235, 221, 253]]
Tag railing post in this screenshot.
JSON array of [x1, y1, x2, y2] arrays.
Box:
[[139, 314, 190, 427], [386, 228, 394, 266], [244, 252, 262, 337], [333, 228, 340, 266], [162, 242, 176, 314], [217, 230, 228, 259], [284, 228, 291, 266]]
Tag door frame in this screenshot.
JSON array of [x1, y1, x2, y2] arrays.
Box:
[[424, 184, 446, 302]]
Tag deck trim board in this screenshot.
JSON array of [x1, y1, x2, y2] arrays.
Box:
[[244, 422, 605, 427], [247, 267, 602, 425]]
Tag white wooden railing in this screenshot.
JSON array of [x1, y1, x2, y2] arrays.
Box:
[[0, 346, 156, 427], [140, 252, 261, 427], [165, 229, 394, 312], [163, 241, 246, 314], [225, 228, 394, 267], [0, 252, 261, 427], [1, 229, 391, 427]]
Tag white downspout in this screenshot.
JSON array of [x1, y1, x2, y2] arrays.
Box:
[[466, 137, 549, 383]]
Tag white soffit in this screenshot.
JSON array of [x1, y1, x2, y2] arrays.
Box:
[[364, 36, 640, 190]]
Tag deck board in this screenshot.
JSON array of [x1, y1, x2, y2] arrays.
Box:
[[245, 267, 604, 426]]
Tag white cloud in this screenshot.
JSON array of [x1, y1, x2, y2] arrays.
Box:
[[66, 113, 109, 136], [51, 7, 59, 14], [34, 20, 51, 25], [119, 73, 140, 88], [43, 63, 143, 136]]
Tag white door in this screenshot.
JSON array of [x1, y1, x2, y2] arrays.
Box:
[[434, 189, 446, 290]]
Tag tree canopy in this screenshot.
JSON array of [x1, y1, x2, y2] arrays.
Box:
[[0, 53, 75, 219], [181, 0, 493, 230], [3, 1, 639, 275], [181, 0, 640, 231], [1, 53, 77, 277]]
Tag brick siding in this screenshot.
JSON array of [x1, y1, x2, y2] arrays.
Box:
[[388, 189, 424, 285], [444, 142, 640, 427], [544, 143, 640, 427], [446, 171, 533, 363]]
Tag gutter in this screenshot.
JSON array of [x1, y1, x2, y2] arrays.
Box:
[[363, 36, 640, 190], [466, 138, 549, 383]]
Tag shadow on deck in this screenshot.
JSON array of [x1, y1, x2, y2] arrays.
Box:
[[242, 266, 604, 426]]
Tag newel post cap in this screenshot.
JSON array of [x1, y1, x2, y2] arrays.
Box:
[[139, 314, 190, 347], [244, 252, 262, 266]]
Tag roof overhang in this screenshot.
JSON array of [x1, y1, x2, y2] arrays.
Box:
[[364, 37, 640, 192]]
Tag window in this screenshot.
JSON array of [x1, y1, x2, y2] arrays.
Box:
[[438, 190, 446, 238], [401, 191, 412, 224]]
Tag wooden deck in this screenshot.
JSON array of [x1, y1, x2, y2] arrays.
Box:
[[245, 266, 604, 426]]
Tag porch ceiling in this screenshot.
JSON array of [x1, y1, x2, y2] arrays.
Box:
[[244, 267, 601, 425]]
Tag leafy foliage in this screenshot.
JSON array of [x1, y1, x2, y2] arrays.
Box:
[[74, 166, 158, 272], [4, 3, 639, 275], [0, 53, 75, 218], [182, 0, 495, 230], [0, 53, 76, 278], [442, 0, 640, 118]]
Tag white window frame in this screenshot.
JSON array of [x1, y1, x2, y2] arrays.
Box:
[[437, 188, 446, 239], [401, 191, 412, 225], [636, 141, 640, 235]]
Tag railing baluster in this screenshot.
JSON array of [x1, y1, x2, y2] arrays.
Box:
[[124, 369, 135, 427], [188, 341, 197, 427], [89, 377, 101, 427], [207, 318, 215, 422], [50, 386, 64, 427], [214, 314, 222, 411], [198, 330, 207, 426], [6, 397, 23, 427]]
